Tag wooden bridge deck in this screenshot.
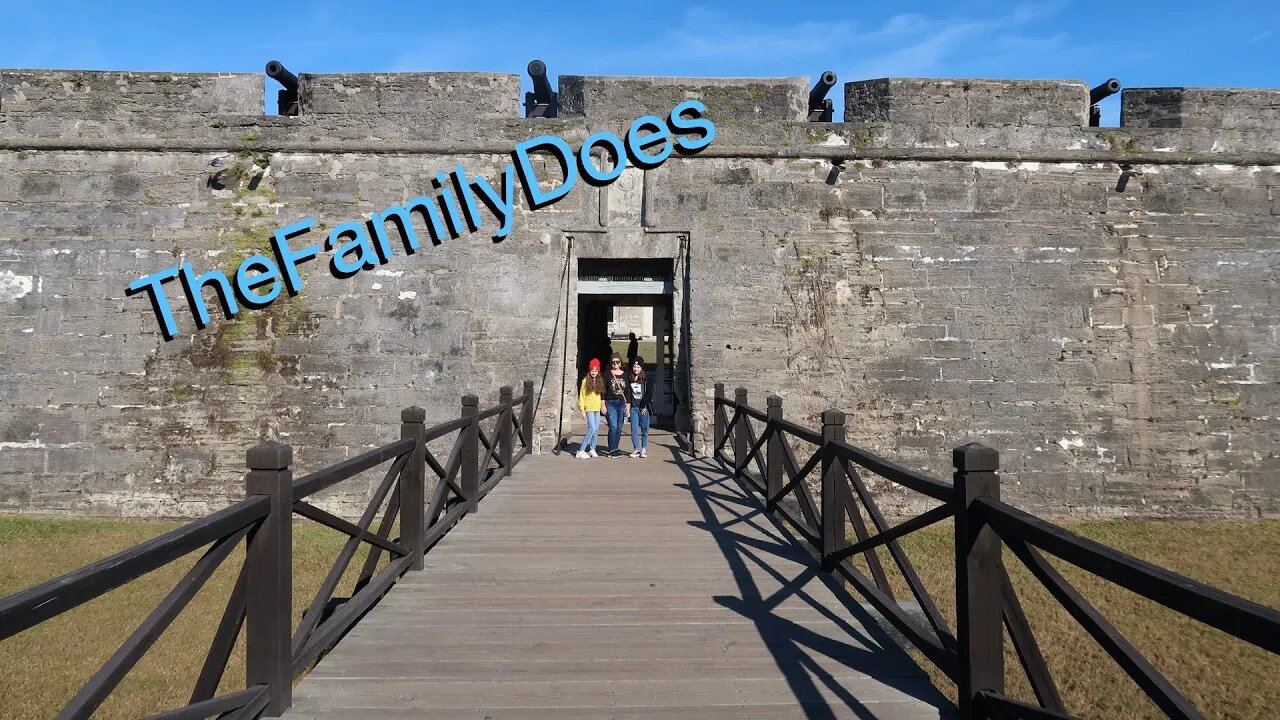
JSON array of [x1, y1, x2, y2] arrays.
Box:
[[282, 431, 954, 719]]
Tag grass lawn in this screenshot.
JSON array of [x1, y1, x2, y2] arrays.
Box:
[[0, 515, 374, 720], [608, 338, 661, 365], [1, 515, 1276, 718], [877, 520, 1280, 720]]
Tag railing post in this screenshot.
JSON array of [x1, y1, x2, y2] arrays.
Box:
[[765, 395, 784, 509], [498, 386, 514, 471], [400, 406, 426, 571], [954, 442, 1003, 718], [245, 441, 293, 716], [461, 394, 479, 513], [521, 379, 534, 452], [714, 383, 726, 454], [733, 387, 748, 479], [820, 410, 847, 571]]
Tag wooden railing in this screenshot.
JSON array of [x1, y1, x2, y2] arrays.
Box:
[[0, 380, 535, 719], [713, 383, 1280, 720]]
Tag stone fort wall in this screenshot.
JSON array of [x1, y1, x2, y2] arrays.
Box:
[[0, 69, 1277, 518]]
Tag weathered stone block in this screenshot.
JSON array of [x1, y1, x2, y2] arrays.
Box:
[[1122, 87, 1280, 131], [0, 70, 261, 115], [297, 72, 520, 120], [844, 78, 1089, 127], [558, 75, 807, 123]]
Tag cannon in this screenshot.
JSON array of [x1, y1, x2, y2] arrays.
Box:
[[524, 59, 558, 118], [266, 60, 299, 116], [808, 71, 837, 122], [1088, 78, 1120, 127]]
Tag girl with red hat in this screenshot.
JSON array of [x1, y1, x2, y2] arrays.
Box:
[[576, 358, 604, 459]]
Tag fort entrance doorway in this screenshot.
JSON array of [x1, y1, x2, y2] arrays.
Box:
[[576, 258, 677, 426]]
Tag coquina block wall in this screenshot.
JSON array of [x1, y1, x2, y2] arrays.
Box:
[[0, 70, 1277, 518]]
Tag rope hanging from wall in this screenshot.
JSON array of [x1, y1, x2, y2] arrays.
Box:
[[552, 237, 573, 454]]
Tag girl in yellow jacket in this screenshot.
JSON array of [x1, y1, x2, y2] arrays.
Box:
[[576, 358, 604, 459]]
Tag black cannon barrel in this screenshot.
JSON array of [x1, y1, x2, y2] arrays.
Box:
[[528, 59, 553, 100], [1090, 78, 1121, 105], [809, 70, 837, 109], [265, 60, 298, 92]]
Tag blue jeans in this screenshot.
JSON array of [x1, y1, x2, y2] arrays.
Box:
[[630, 408, 651, 451], [579, 411, 600, 452], [604, 400, 626, 452]]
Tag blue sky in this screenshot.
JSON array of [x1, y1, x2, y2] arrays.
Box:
[[2, 0, 1276, 124]]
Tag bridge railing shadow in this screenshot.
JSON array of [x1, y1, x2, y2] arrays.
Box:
[[708, 382, 1280, 720], [669, 443, 954, 719], [0, 380, 537, 720]]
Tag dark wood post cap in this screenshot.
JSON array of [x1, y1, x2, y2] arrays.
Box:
[[953, 442, 999, 472], [247, 440, 291, 470]]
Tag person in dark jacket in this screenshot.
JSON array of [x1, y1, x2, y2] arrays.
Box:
[[602, 352, 629, 457], [626, 356, 654, 457]]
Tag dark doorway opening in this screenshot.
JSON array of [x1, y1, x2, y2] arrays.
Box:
[[575, 258, 678, 428]]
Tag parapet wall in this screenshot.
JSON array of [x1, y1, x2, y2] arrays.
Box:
[[0, 68, 1278, 520], [844, 78, 1089, 127], [0, 70, 262, 115], [2, 70, 1278, 154], [558, 75, 809, 123], [296, 72, 520, 118], [1123, 87, 1280, 130]]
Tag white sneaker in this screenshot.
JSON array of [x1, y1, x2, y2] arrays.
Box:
[[588, 449, 598, 458], [575, 450, 589, 459], [629, 450, 641, 458], [640, 449, 647, 458]]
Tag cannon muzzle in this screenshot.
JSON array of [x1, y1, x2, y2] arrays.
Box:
[[265, 60, 298, 92], [265, 60, 300, 116], [528, 60, 553, 101], [808, 70, 837, 122], [1090, 78, 1120, 105], [809, 71, 837, 108], [525, 59, 558, 118], [1088, 78, 1120, 127]]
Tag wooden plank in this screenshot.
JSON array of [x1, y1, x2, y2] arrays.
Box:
[[304, 650, 926, 676], [283, 702, 946, 720], [349, 606, 851, 626], [350, 593, 845, 612], [285, 677, 951, 713], [320, 634, 911, 662]]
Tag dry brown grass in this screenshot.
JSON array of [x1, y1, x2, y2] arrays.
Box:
[[853, 519, 1280, 720], [0, 515, 392, 720]]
